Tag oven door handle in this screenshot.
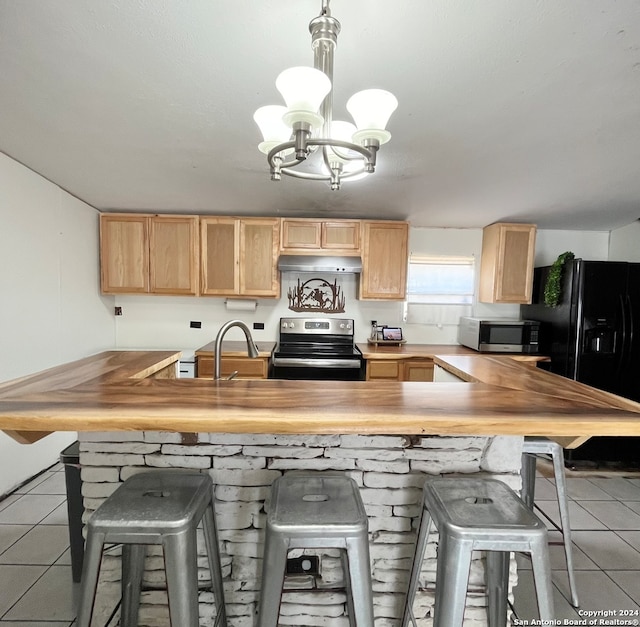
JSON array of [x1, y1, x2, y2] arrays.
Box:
[[272, 358, 362, 369]]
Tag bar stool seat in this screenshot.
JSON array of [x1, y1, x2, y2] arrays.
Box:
[[522, 435, 579, 607], [256, 472, 374, 627], [76, 471, 227, 627], [401, 477, 554, 627]]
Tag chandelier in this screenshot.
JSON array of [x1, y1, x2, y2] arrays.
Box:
[[253, 0, 398, 191]]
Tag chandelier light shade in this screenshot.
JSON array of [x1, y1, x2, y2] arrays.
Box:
[[253, 106, 292, 155], [254, 0, 398, 190], [347, 89, 398, 145], [276, 67, 331, 118]]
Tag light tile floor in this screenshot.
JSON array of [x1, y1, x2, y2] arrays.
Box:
[[1, 463, 640, 625], [0, 463, 77, 627], [513, 471, 640, 623]]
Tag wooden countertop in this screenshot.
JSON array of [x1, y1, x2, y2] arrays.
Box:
[[357, 343, 546, 362], [195, 341, 275, 358], [1, 350, 639, 443]]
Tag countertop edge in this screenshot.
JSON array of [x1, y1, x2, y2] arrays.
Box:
[[2, 350, 640, 441]]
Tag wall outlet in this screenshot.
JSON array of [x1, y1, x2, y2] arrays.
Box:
[[286, 555, 320, 576], [253, 322, 265, 330], [114, 306, 122, 316], [190, 321, 202, 329]]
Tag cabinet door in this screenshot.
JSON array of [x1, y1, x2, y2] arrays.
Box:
[[322, 221, 360, 251], [197, 356, 269, 379], [200, 218, 239, 295], [366, 360, 401, 380], [403, 359, 434, 382], [479, 223, 536, 303], [220, 357, 269, 379], [150, 216, 199, 295], [240, 219, 280, 297], [281, 219, 321, 250], [359, 221, 409, 300], [100, 214, 149, 294]]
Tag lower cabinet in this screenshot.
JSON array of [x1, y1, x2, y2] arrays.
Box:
[[366, 358, 434, 382], [366, 360, 402, 381], [196, 356, 269, 379], [403, 359, 435, 382]]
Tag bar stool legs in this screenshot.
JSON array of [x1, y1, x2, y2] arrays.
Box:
[[522, 436, 580, 607], [163, 530, 200, 624], [486, 551, 509, 627], [257, 533, 289, 627], [76, 471, 227, 627], [203, 504, 228, 624], [432, 533, 473, 627], [343, 536, 375, 625], [402, 508, 433, 627], [257, 473, 374, 627], [402, 477, 554, 627], [121, 544, 145, 627], [76, 530, 106, 626]]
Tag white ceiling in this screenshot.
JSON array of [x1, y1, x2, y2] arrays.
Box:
[[1, 1, 640, 231]]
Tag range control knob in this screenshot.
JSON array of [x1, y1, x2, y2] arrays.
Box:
[[282, 322, 288, 329], [346, 323, 352, 330], [339, 323, 345, 329], [290, 322, 295, 328]]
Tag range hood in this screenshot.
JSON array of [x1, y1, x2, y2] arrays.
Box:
[[278, 255, 363, 274]]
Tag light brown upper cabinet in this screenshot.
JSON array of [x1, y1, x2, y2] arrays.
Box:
[[359, 220, 409, 300], [479, 222, 537, 304], [201, 217, 280, 298], [281, 219, 361, 254], [100, 214, 199, 295], [149, 216, 199, 295]]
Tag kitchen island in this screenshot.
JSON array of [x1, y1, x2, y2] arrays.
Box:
[[1, 350, 640, 626], [2, 349, 640, 441]]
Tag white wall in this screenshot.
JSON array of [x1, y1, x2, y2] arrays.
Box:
[[609, 221, 640, 261], [0, 153, 115, 495], [534, 229, 609, 265], [114, 273, 402, 348]]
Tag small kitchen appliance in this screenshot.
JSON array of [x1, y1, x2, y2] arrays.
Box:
[[271, 317, 365, 380], [369, 321, 404, 344], [458, 317, 541, 353]]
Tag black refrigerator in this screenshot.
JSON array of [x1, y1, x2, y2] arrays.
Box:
[[521, 259, 640, 468]]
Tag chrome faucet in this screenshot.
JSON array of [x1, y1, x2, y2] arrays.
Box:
[[213, 319, 260, 380]]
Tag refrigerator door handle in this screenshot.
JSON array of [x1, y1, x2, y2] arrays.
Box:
[[626, 293, 634, 367], [617, 293, 627, 375]]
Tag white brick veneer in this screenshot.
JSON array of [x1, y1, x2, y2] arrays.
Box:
[[78, 432, 523, 626]]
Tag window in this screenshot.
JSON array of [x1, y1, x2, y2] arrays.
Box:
[[404, 255, 475, 324]]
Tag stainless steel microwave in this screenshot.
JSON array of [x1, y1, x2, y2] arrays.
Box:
[[457, 317, 540, 353]]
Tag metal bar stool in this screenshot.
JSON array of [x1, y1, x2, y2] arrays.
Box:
[[76, 471, 227, 627], [522, 435, 579, 607], [401, 477, 554, 627], [256, 472, 374, 627]]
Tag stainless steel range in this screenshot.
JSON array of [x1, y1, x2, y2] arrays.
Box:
[[270, 317, 365, 380]]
